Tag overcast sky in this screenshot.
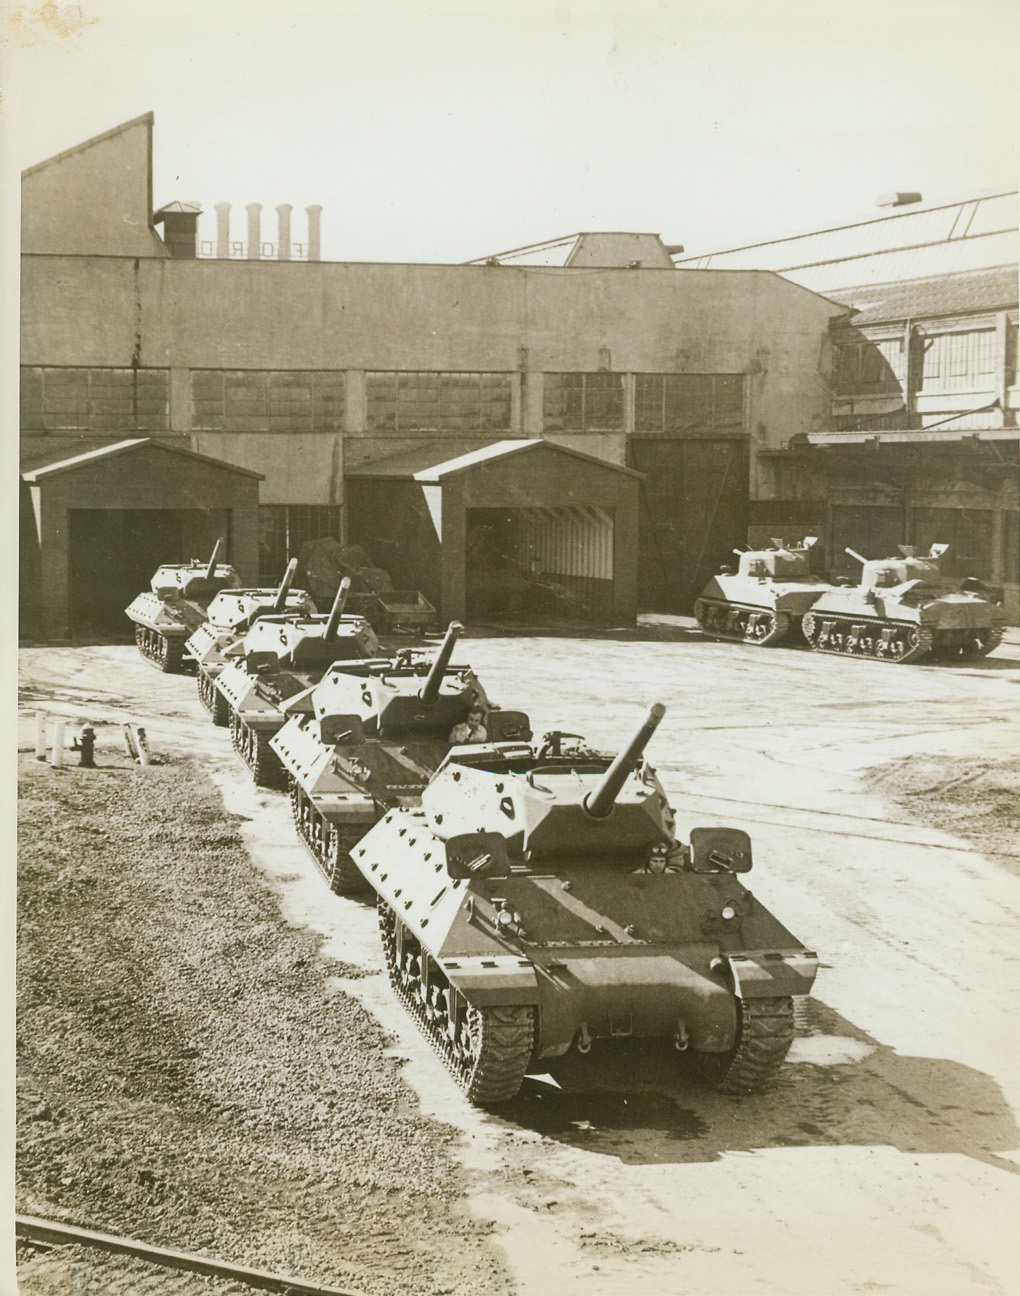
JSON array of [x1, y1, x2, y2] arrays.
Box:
[[4, 0, 1018, 263]]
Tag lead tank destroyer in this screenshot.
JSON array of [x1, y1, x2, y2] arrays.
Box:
[[185, 559, 317, 725], [270, 620, 532, 895], [801, 544, 1005, 663], [215, 579, 381, 786], [350, 704, 819, 1106], [694, 538, 831, 647], [125, 539, 241, 672]]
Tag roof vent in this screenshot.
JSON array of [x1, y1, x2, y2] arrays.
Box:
[[663, 243, 685, 255], [153, 202, 202, 258], [876, 192, 923, 208]]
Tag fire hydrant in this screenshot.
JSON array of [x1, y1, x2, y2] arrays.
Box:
[[72, 725, 96, 768]]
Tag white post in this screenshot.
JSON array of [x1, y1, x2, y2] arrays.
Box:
[[35, 712, 47, 760], [50, 721, 65, 768], [123, 725, 138, 758], [134, 726, 151, 769]]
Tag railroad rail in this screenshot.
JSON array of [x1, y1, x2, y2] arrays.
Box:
[[16, 1215, 366, 1296]]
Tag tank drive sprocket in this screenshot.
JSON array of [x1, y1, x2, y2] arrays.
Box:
[[694, 599, 791, 647], [135, 624, 185, 673], [684, 995, 795, 1093], [289, 781, 372, 896], [197, 671, 230, 725], [230, 713, 285, 788], [379, 902, 535, 1105], [802, 612, 934, 664]]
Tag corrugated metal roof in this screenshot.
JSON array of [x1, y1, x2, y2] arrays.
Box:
[[834, 265, 1018, 324]]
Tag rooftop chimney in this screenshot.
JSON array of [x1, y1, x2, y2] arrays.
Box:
[[276, 204, 293, 260], [876, 192, 923, 208], [246, 203, 262, 259], [306, 204, 322, 261], [153, 202, 202, 258], [215, 202, 231, 258]]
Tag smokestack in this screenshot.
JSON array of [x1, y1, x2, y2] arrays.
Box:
[[306, 204, 322, 261], [276, 204, 293, 260], [246, 203, 262, 259], [215, 203, 231, 258]]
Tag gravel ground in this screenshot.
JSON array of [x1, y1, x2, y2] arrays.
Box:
[[16, 754, 515, 1296]]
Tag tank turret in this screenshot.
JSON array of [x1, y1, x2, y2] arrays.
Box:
[[185, 559, 318, 724], [270, 621, 532, 894], [694, 537, 833, 646], [802, 544, 1004, 663], [348, 706, 819, 1106], [125, 539, 242, 672], [214, 578, 383, 786]]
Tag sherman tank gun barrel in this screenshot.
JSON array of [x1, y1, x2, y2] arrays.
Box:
[[272, 558, 299, 613], [204, 538, 225, 581], [324, 578, 352, 641], [418, 621, 464, 705], [583, 702, 666, 819]]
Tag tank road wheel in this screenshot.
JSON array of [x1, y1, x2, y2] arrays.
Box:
[[324, 822, 374, 897], [155, 633, 184, 674], [685, 996, 795, 1093], [230, 714, 283, 788], [378, 903, 534, 1106], [197, 673, 231, 725]]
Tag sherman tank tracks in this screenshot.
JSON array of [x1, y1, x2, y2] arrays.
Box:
[[196, 670, 230, 725], [288, 781, 373, 896], [693, 600, 792, 647], [134, 625, 186, 673], [378, 902, 536, 1105]]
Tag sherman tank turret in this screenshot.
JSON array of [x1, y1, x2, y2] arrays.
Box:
[[270, 620, 532, 895], [125, 539, 241, 672], [214, 579, 381, 786], [801, 544, 1005, 663], [185, 560, 317, 725], [349, 704, 819, 1106], [694, 538, 832, 646]]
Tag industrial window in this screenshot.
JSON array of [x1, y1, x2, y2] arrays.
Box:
[[364, 372, 512, 434], [634, 374, 744, 434], [544, 373, 624, 432], [910, 507, 994, 580], [192, 370, 345, 432], [919, 331, 996, 392], [258, 505, 341, 583], [20, 366, 169, 432], [832, 339, 904, 394]]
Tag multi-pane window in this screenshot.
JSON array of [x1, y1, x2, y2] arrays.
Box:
[[365, 372, 512, 434], [833, 339, 905, 394], [634, 374, 744, 434], [192, 370, 345, 432], [20, 366, 169, 432], [920, 331, 996, 392], [258, 505, 342, 583], [543, 373, 624, 432]]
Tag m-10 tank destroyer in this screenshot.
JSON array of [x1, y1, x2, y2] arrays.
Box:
[[271, 620, 532, 895], [125, 539, 241, 672], [214, 579, 380, 786], [185, 559, 317, 725], [802, 545, 1005, 663], [349, 704, 818, 1106], [694, 538, 832, 647]]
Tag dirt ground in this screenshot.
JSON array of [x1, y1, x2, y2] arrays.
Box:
[[14, 622, 1020, 1296]]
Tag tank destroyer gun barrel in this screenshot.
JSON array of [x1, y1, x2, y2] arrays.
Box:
[[418, 621, 464, 705], [324, 578, 352, 642], [271, 558, 299, 613], [845, 548, 867, 565], [204, 538, 225, 582], [583, 702, 666, 819]]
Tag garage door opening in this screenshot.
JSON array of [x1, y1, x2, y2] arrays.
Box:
[[466, 506, 615, 624], [68, 508, 229, 636]]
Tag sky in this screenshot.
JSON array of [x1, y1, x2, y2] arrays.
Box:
[[3, 0, 1019, 264]]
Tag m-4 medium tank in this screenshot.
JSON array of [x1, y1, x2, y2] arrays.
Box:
[[185, 559, 317, 725], [214, 579, 381, 786], [694, 538, 832, 646], [270, 620, 532, 896], [349, 704, 819, 1106], [125, 539, 241, 672], [801, 545, 1005, 663]]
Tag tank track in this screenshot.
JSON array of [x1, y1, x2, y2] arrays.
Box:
[[694, 599, 791, 647], [931, 626, 1004, 660], [801, 612, 934, 664], [685, 995, 795, 1093], [379, 902, 535, 1105], [197, 671, 230, 726], [288, 781, 374, 896], [229, 712, 286, 788], [134, 625, 186, 674]]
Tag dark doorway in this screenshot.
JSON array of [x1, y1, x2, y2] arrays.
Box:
[[631, 438, 748, 613], [829, 505, 905, 579]]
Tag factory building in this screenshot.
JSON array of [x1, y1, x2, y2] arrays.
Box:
[[674, 192, 1020, 617], [20, 113, 847, 639]]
